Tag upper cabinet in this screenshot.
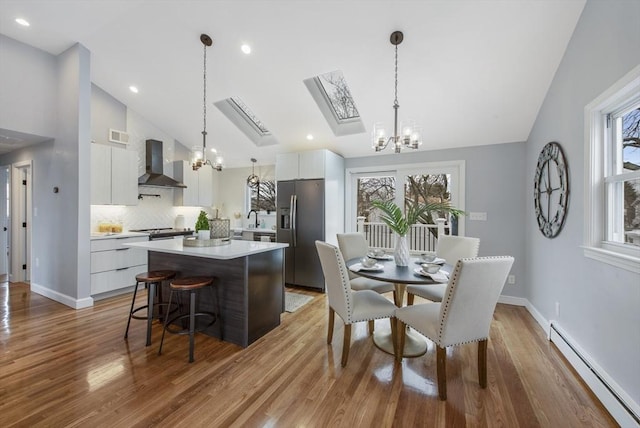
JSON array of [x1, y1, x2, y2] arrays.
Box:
[[173, 160, 213, 207], [90, 143, 138, 205], [275, 149, 343, 181]]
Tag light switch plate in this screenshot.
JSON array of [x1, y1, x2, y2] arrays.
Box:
[[469, 212, 487, 221]]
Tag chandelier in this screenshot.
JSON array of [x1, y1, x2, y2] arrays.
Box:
[[192, 33, 224, 171], [247, 158, 260, 188], [372, 31, 422, 153]]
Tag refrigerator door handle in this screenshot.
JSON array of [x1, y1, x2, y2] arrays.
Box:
[[290, 194, 297, 247]]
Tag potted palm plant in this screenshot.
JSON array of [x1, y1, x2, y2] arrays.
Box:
[[195, 210, 210, 240], [370, 200, 464, 266]]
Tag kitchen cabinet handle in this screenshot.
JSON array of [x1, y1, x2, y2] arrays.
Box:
[[115, 248, 129, 251], [115, 267, 129, 271]]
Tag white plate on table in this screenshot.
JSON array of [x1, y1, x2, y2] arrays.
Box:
[[414, 257, 446, 265], [350, 263, 384, 272], [413, 268, 449, 282], [366, 254, 393, 260]]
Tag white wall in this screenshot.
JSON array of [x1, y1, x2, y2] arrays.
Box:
[[0, 39, 92, 308], [91, 84, 126, 144], [526, 0, 640, 408], [345, 142, 527, 299], [0, 35, 57, 138]]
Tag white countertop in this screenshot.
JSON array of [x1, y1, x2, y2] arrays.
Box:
[[125, 238, 288, 260], [90, 231, 149, 240], [232, 228, 276, 234]]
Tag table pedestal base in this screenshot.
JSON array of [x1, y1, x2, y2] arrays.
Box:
[[373, 328, 427, 358]]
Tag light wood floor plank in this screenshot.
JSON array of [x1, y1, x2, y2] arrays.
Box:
[[0, 282, 617, 427]]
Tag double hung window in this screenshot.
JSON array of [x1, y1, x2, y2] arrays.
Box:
[[584, 66, 640, 271]]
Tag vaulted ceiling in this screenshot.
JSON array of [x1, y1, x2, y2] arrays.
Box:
[[0, 0, 586, 167]]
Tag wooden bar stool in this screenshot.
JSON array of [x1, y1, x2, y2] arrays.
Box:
[[158, 277, 217, 363], [124, 270, 178, 346]]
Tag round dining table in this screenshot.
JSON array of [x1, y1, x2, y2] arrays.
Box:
[[346, 256, 451, 357]]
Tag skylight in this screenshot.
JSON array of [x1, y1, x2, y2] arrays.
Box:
[[317, 70, 360, 121], [230, 97, 270, 135], [215, 97, 279, 147], [304, 70, 365, 137]]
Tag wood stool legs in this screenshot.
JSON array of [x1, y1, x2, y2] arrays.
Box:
[[158, 277, 216, 363], [124, 270, 177, 346]]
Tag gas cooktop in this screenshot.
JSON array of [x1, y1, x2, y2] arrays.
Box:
[[130, 228, 194, 239]]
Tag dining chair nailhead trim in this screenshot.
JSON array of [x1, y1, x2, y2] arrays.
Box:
[[436, 256, 512, 347]]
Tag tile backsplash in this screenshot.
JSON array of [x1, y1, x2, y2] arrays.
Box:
[[90, 188, 275, 233], [91, 187, 208, 232]]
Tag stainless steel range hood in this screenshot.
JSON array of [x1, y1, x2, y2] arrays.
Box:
[[138, 139, 187, 188]]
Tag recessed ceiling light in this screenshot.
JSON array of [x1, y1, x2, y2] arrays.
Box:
[[241, 44, 251, 54], [129, 85, 139, 93], [15, 18, 30, 27], [306, 134, 314, 141], [210, 148, 217, 153]]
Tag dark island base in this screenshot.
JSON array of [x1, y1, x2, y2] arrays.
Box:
[[149, 248, 284, 348]]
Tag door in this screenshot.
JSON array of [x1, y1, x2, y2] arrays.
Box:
[[0, 166, 9, 279], [12, 162, 31, 283], [276, 180, 295, 284], [293, 179, 324, 289]]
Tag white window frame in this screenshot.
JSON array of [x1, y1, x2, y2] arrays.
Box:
[[583, 65, 640, 273], [345, 160, 466, 235]]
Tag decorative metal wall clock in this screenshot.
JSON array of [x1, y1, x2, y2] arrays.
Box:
[[534, 142, 569, 238]]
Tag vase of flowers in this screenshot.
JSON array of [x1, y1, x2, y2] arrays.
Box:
[[371, 200, 464, 266], [195, 210, 210, 240]]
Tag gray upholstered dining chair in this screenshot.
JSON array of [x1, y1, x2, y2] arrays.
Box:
[[337, 233, 396, 334], [315, 240, 397, 367], [407, 235, 480, 305], [336, 233, 395, 294], [395, 256, 514, 400]]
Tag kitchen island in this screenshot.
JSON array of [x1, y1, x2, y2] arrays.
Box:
[[126, 239, 288, 348]]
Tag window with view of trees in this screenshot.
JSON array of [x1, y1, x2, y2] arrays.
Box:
[[249, 180, 276, 212], [348, 161, 465, 245], [356, 173, 454, 240], [584, 67, 640, 271], [404, 174, 453, 226], [608, 106, 640, 246]]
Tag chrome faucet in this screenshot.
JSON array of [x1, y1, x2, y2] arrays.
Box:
[[247, 210, 259, 228]]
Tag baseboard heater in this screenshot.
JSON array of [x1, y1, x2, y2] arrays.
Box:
[[549, 322, 639, 427]]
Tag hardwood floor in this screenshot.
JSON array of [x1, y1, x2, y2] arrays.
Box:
[[0, 282, 616, 427]]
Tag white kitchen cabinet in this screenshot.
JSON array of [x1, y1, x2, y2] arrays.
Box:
[[299, 150, 326, 179], [173, 160, 213, 207], [90, 142, 138, 205], [275, 149, 343, 181], [275, 153, 300, 181], [90, 235, 148, 296]]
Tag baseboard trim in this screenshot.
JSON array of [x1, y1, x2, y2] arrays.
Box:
[[498, 295, 527, 306], [30, 282, 94, 309], [549, 323, 640, 427]]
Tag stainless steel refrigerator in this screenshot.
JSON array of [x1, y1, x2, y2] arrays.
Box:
[[276, 179, 325, 290]]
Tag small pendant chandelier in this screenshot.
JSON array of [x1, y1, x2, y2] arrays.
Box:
[[247, 158, 260, 188], [192, 33, 224, 171], [372, 31, 422, 153]]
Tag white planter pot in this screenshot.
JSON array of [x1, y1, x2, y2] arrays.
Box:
[[197, 230, 210, 240]]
